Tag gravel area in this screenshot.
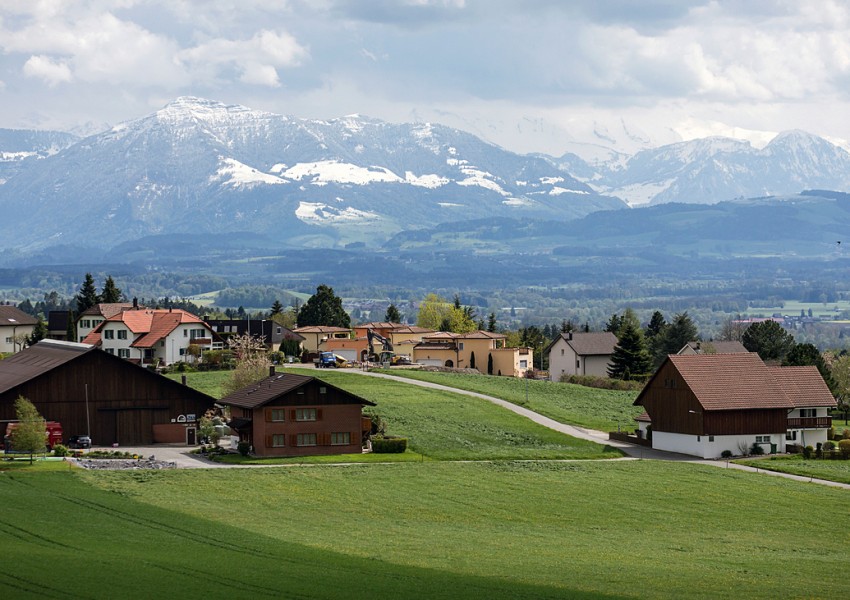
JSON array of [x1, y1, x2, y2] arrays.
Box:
[[74, 458, 177, 470]]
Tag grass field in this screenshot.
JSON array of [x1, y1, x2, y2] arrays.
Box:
[[737, 455, 850, 484], [372, 369, 642, 432], [2, 460, 846, 599]]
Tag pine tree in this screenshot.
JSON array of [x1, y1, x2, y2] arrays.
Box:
[[76, 273, 100, 314], [66, 310, 77, 343], [100, 276, 123, 303], [608, 321, 652, 380], [270, 300, 284, 316], [297, 284, 351, 328], [385, 303, 401, 323], [645, 311, 667, 339], [487, 312, 497, 333], [487, 353, 494, 375], [469, 351, 476, 370], [742, 320, 795, 362], [653, 312, 699, 367]]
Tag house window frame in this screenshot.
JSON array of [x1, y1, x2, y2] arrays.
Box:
[[296, 408, 317, 422], [271, 409, 286, 422], [272, 434, 286, 447], [117, 329, 128, 340], [297, 433, 317, 447], [118, 348, 130, 359], [331, 432, 351, 445], [103, 329, 114, 340], [755, 435, 771, 444]]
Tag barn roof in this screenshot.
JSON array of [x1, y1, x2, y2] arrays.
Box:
[[0, 340, 94, 392], [768, 366, 837, 408], [221, 373, 374, 410]]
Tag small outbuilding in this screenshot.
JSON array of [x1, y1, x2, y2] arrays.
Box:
[[222, 371, 375, 457]]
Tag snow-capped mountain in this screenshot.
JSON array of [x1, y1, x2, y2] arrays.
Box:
[[0, 128, 79, 185], [0, 97, 625, 251], [586, 130, 850, 206]]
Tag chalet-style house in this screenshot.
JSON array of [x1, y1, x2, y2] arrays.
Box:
[[0, 305, 37, 354], [0, 340, 216, 446], [546, 331, 618, 381], [634, 353, 836, 459], [203, 317, 304, 350], [677, 340, 748, 355], [293, 326, 353, 354], [222, 371, 375, 457], [76, 302, 140, 343], [412, 331, 532, 377], [82, 308, 221, 367]]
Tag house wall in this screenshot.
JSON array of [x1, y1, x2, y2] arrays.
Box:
[[0, 350, 214, 446], [652, 431, 786, 459], [0, 324, 35, 353], [547, 338, 573, 381], [581, 355, 612, 377], [491, 347, 529, 377], [76, 317, 106, 344], [413, 347, 456, 367], [251, 403, 364, 457]]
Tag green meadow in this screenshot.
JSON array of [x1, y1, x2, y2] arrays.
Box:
[[738, 455, 850, 484]]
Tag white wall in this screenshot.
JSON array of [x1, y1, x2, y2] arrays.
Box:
[[547, 338, 575, 381], [652, 431, 785, 459]]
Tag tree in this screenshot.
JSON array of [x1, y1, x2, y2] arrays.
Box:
[[76, 273, 100, 314], [28, 318, 47, 346], [417, 294, 477, 332], [560, 319, 574, 334], [608, 321, 652, 380], [487, 353, 494, 375], [652, 312, 698, 367], [270, 300, 284, 316], [718, 316, 747, 342], [831, 355, 850, 424], [742, 320, 795, 362], [100, 276, 123, 303], [66, 310, 77, 343], [604, 313, 622, 334], [783, 343, 835, 391], [14, 396, 46, 463], [487, 312, 498, 333], [385, 303, 401, 323], [645, 311, 666, 339], [222, 334, 272, 397], [469, 351, 476, 370], [297, 284, 351, 328]]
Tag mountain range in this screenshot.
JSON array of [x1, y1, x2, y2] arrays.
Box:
[[1, 96, 849, 258]]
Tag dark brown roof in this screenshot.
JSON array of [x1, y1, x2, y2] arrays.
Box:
[[565, 332, 618, 356], [635, 411, 651, 422], [0, 305, 38, 327], [679, 341, 748, 354], [667, 353, 793, 411], [221, 373, 375, 410], [47, 310, 70, 332], [293, 326, 352, 334], [768, 366, 837, 408], [0, 340, 94, 392]]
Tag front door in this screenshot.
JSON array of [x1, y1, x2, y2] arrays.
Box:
[[186, 427, 196, 445]]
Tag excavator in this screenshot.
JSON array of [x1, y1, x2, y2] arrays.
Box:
[[367, 330, 397, 365]]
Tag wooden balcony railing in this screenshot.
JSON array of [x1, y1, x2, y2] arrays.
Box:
[[787, 416, 831, 429]]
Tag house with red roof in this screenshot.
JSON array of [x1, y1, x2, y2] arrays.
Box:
[[82, 307, 221, 367], [634, 353, 836, 458], [75, 302, 140, 343]]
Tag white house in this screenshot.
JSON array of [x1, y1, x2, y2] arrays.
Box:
[[546, 331, 618, 381], [0, 305, 37, 354], [76, 302, 139, 343]]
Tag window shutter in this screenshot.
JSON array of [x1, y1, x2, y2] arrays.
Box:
[[265, 435, 273, 448], [317, 408, 323, 421], [291, 434, 299, 447], [264, 408, 272, 422], [325, 432, 331, 446], [290, 409, 297, 421], [352, 431, 358, 446]]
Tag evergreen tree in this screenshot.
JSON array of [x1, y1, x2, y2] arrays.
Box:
[[487, 353, 494, 375], [469, 351, 476, 370], [645, 311, 667, 339], [28, 318, 47, 346], [76, 273, 100, 314], [66, 310, 77, 343], [13, 396, 46, 463], [385, 303, 401, 323], [608, 321, 652, 380], [100, 276, 123, 303], [270, 300, 284, 316], [604, 313, 622, 334], [487, 312, 497, 333], [297, 284, 351, 328], [742, 320, 795, 362], [653, 312, 698, 367], [560, 319, 574, 334]]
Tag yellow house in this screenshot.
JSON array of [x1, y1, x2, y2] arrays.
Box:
[[353, 322, 434, 361], [293, 326, 352, 353], [412, 331, 532, 377]]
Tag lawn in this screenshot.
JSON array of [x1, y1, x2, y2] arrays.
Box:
[[737, 454, 850, 484], [372, 369, 642, 432], [169, 368, 618, 461], [22, 460, 838, 599], [166, 369, 232, 398]]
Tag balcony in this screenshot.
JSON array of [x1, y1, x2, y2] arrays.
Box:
[[787, 416, 831, 429]]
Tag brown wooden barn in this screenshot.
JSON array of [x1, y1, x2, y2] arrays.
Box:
[[0, 340, 217, 446], [222, 371, 374, 457]]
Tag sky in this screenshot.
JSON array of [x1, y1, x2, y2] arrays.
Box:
[[1, 0, 850, 156]]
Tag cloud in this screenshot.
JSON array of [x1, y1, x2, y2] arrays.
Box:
[[22, 55, 72, 86]]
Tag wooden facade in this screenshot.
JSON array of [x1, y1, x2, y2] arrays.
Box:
[[0, 341, 216, 446]]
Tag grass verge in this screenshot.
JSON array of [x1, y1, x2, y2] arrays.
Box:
[[736, 454, 850, 484]]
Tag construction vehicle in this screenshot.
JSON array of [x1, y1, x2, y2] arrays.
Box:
[[316, 351, 349, 368], [367, 330, 396, 365]]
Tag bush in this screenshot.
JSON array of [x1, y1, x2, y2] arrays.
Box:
[[828, 427, 835, 440], [720, 450, 733, 459], [844, 429, 850, 440], [237, 441, 251, 457], [52, 444, 68, 457], [839, 439, 850, 459], [803, 445, 814, 459], [372, 437, 408, 454], [560, 374, 644, 391], [824, 441, 836, 451], [750, 443, 765, 456], [816, 442, 823, 459]]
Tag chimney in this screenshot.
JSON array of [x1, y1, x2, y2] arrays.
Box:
[[567, 331, 573, 340], [269, 365, 276, 377], [132, 297, 138, 310]]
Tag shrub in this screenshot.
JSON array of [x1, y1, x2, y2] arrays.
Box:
[[52, 444, 68, 457], [828, 427, 835, 440], [803, 445, 814, 459], [372, 437, 408, 454], [237, 441, 251, 457], [839, 439, 850, 459], [816, 442, 823, 459], [824, 441, 836, 451], [844, 429, 850, 440], [750, 443, 765, 456], [720, 450, 733, 459]]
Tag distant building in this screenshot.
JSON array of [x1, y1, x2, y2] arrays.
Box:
[[545, 331, 618, 381], [203, 317, 304, 350], [0, 305, 38, 354], [677, 341, 748, 355]]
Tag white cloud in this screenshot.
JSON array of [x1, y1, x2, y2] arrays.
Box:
[[22, 55, 72, 86]]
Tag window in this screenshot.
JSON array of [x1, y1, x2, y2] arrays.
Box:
[[708, 436, 714, 442], [4, 337, 10, 343], [520, 360, 528, 369], [697, 435, 701, 442], [117, 329, 127, 340], [184, 329, 188, 337], [296, 408, 317, 421], [560, 349, 564, 356], [331, 432, 351, 445], [786, 431, 797, 441], [458, 342, 464, 351], [271, 409, 285, 422], [800, 408, 817, 418], [118, 349, 130, 359], [297, 433, 317, 446], [105, 348, 115, 355], [190, 328, 206, 339], [103, 330, 114, 339], [755, 435, 771, 444], [179, 348, 186, 356], [576, 359, 581, 368], [272, 434, 286, 447], [276, 327, 282, 334], [319, 387, 327, 394]]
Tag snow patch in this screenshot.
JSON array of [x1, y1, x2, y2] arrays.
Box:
[[549, 187, 589, 196], [539, 176, 564, 185], [211, 158, 287, 187], [405, 171, 449, 189], [282, 160, 402, 185], [605, 180, 675, 206], [503, 198, 532, 207], [457, 166, 509, 196], [295, 201, 382, 224]]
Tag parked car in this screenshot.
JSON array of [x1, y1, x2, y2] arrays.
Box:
[[67, 435, 92, 449]]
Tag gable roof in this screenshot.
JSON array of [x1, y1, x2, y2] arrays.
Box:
[[79, 302, 138, 319], [0, 340, 94, 392], [678, 340, 748, 354], [293, 326, 352, 334], [0, 305, 38, 327], [552, 332, 618, 356], [768, 366, 837, 408], [81, 309, 212, 348], [637, 353, 793, 411], [221, 373, 375, 409]]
